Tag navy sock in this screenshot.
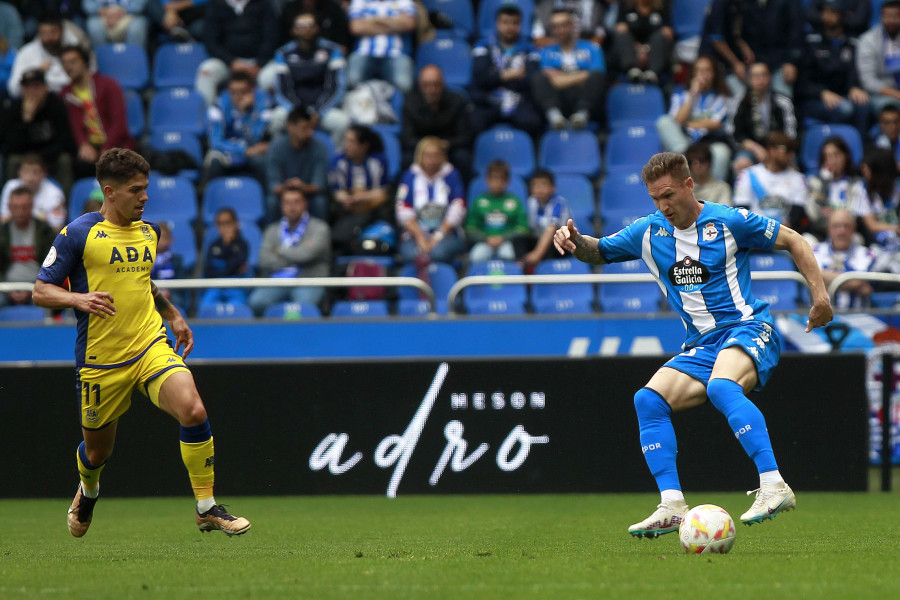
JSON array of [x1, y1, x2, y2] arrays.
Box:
[[634, 387, 680, 492], [707, 378, 778, 474]]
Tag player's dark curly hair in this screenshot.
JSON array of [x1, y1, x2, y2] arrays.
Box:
[[96, 148, 150, 186]]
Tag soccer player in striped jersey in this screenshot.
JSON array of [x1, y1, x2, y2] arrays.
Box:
[[554, 152, 833, 538], [33, 148, 250, 538]]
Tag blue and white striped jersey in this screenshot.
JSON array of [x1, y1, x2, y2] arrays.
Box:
[[348, 0, 415, 57], [598, 202, 781, 347]]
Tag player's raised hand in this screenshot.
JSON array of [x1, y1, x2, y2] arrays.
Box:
[[553, 219, 580, 255], [805, 300, 834, 333], [169, 316, 195, 359], [77, 291, 116, 318]]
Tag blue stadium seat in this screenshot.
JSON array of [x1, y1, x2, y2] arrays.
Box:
[[398, 261, 459, 300], [95, 43, 149, 91], [749, 251, 800, 310], [330, 300, 390, 317], [672, 0, 711, 39], [196, 302, 254, 319], [163, 217, 198, 274], [152, 43, 207, 89], [397, 298, 450, 316], [147, 130, 203, 181], [314, 130, 335, 159], [415, 37, 472, 88], [201, 177, 266, 227], [473, 126, 535, 177], [800, 124, 864, 172], [477, 0, 534, 40], [463, 260, 528, 314], [370, 125, 401, 179], [600, 169, 646, 212], [605, 123, 662, 171], [0, 305, 46, 322], [531, 258, 595, 314], [263, 302, 322, 319], [556, 174, 595, 230], [598, 260, 662, 313], [749, 251, 796, 272], [606, 84, 666, 130], [600, 207, 645, 236], [68, 177, 101, 218], [124, 90, 145, 139], [146, 174, 198, 221], [872, 0, 884, 28], [202, 221, 263, 272], [538, 130, 601, 178], [148, 87, 207, 137], [423, 0, 475, 40], [467, 173, 528, 205]]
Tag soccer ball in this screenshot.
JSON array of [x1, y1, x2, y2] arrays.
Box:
[[679, 504, 736, 554]]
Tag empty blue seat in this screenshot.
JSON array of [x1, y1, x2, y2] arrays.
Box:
[[600, 169, 646, 212], [196, 302, 254, 319], [605, 123, 662, 170], [531, 258, 594, 314], [606, 84, 666, 130], [556, 174, 595, 227], [600, 207, 645, 236], [164, 217, 198, 274], [397, 298, 450, 316], [152, 42, 207, 89], [68, 177, 101, 218], [753, 280, 800, 310], [0, 305, 46, 322], [463, 260, 528, 313], [202, 177, 266, 226], [467, 173, 528, 205], [147, 130, 203, 180], [599, 260, 661, 313], [263, 302, 322, 319], [370, 125, 401, 179], [473, 126, 535, 177], [800, 124, 864, 172], [672, 0, 711, 39], [477, 0, 534, 40], [423, 0, 474, 40], [124, 90, 145, 139], [538, 130, 601, 178], [330, 300, 390, 317], [749, 252, 796, 272], [146, 174, 198, 221], [415, 37, 472, 88], [96, 43, 149, 91], [398, 261, 458, 300], [202, 221, 263, 272], [149, 87, 207, 137]]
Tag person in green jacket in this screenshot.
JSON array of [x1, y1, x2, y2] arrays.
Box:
[[465, 160, 529, 263]]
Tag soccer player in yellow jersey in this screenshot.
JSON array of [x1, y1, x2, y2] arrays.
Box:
[[33, 148, 250, 537]]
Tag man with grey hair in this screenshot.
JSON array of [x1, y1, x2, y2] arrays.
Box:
[[554, 152, 833, 538]]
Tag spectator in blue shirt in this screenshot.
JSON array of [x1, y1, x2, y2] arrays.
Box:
[[200, 206, 251, 309], [531, 8, 606, 130], [205, 70, 273, 187], [470, 4, 542, 138], [328, 124, 391, 257], [0, 34, 15, 103], [346, 0, 416, 93], [273, 10, 349, 147]]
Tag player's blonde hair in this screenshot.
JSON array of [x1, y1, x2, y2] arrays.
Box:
[[96, 148, 150, 186], [641, 152, 692, 186]]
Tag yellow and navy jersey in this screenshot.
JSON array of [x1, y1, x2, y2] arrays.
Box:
[[37, 212, 167, 367]]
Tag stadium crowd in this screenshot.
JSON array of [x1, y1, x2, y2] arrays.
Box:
[[1, 0, 900, 318]]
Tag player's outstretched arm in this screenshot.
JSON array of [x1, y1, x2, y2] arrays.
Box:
[[553, 219, 606, 265], [32, 279, 116, 318], [151, 282, 194, 359], [772, 225, 833, 332]]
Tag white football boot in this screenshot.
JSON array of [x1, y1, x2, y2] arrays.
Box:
[[740, 483, 796, 525], [628, 500, 689, 538]]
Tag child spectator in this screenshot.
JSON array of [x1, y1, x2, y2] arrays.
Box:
[[521, 168, 571, 267], [201, 207, 251, 309], [0, 153, 66, 230], [465, 160, 529, 263]]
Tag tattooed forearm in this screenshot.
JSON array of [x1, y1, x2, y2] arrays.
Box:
[[573, 235, 607, 265], [150, 282, 177, 319]]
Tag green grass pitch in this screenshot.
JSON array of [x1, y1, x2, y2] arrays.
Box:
[[2, 493, 899, 599]]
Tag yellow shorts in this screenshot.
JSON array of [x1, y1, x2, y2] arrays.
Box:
[[76, 338, 190, 429]]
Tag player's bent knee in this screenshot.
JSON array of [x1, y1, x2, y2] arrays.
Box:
[[634, 387, 670, 417]]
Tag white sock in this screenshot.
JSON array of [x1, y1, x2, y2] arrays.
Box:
[[197, 497, 216, 513], [660, 489, 685, 504], [81, 482, 99, 499], [759, 470, 784, 487]]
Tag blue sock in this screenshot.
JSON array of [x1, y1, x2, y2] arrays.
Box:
[[706, 378, 778, 474], [633, 387, 680, 492]]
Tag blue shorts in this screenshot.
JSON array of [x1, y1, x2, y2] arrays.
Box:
[[664, 321, 782, 392]]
